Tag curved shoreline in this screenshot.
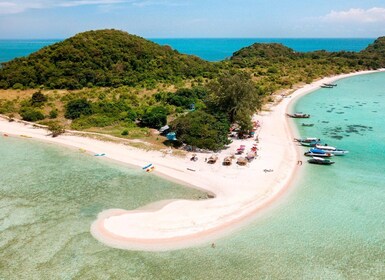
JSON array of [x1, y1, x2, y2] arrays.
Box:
[[1, 69, 383, 251]]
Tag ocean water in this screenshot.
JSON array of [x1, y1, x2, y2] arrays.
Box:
[[0, 39, 60, 63], [0, 38, 375, 63], [1, 72, 384, 279], [152, 38, 375, 61]]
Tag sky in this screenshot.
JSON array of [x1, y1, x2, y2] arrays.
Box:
[[0, 0, 385, 38]]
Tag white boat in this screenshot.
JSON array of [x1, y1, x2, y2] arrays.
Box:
[[315, 144, 349, 155], [330, 149, 349, 156], [315, 144, 336, 151]]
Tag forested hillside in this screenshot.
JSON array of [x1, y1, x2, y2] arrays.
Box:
[[1, 31, 385, 150], [0, 29, 217, 89]]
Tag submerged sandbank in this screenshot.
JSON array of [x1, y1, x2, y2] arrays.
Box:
[[1, 69, 383, 252]]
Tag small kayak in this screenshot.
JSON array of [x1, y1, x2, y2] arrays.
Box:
[[94, 153, 106, 157], [142, 163, 152, 170]]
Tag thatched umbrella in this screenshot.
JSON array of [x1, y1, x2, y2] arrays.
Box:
[[237, 157, 248, 166], [207, 155, 218, 164], [223, 156, 232, 166]]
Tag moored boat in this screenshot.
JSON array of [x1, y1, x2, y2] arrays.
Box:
[[304, 148, 334, 157], [323, 83, 337, 87], [308, 157, 335, 165], [287, 113, 310, 118], [315, 144, 349, 155], [296, 137, 320, 147], [330, 149, 349, 156], [295, 137, 320, 143], [315, 144, 336, 151]]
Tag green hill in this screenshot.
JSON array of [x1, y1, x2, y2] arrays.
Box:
[[0, 29, 216, 89]]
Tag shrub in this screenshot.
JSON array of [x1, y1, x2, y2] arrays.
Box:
[[31, 91, 48, 106], [65, 98, 93, 119], [49, 109, 58, 119], [19, 107, 45, 122], [46, 121, 65, 137], [121, 129, 129, 136], [12, 83, 23, 90]]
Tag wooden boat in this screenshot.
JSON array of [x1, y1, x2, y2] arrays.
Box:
[[296, 137, 320, 147], [308, 157, 335, 165], [323, 83, 337, 87], [321, 85, 334, 88], [295, 137, 320, 143], [287, 113, 310, 118], [223, 156, 232, 166], [301, 123, 314, 127], [207, 155, 218, 164]]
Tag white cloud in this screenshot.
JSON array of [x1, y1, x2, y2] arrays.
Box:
[[132, 0, 186, 8], [0, 0, 132, 14], [0, 0, 185, 14], [322, 7, 385, 23]]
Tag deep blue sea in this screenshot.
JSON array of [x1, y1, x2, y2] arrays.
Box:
[[0, 38, 375, 63]]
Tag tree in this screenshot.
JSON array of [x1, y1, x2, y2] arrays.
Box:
[[206, 72, 262, 130], [141, 106, 167, 129], [170, 111, 230, 151], [47, 121, 65, 137], [65, 98, 93, 119]]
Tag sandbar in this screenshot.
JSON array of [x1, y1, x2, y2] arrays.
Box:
[[1, 69, 382, 251]]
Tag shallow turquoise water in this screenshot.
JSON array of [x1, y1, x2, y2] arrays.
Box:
[[1, 72, 385, 279]]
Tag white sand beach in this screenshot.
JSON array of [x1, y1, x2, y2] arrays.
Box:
[[1, 70, 382, 251]]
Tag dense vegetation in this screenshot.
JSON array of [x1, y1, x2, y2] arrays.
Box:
[[0, 29, 216, 89], [1, 30, 385, 150], [228, 37, 385, 94]]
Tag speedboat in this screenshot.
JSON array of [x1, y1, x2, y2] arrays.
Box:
[[315, 144, 349, 155], [308, 157, 335, 165], [330, 149, 349, 156], [304, 148, 334, 157]]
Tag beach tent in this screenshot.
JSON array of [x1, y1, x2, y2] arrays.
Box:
[[159, 125, 170, 135]]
